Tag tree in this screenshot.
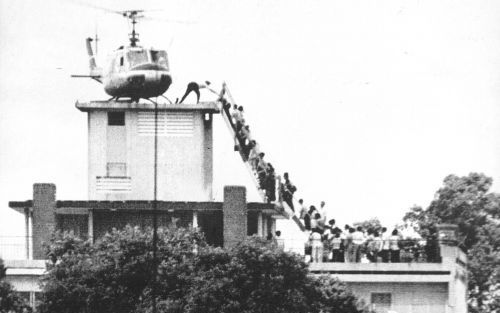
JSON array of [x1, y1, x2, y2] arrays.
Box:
[[38, 226, 368, 313], [0, 258, 33, 313], [38, 226, 204, 313], [403, 173, 500, 313], [353, 217, 383, 233], [183, 237, 365, 313]]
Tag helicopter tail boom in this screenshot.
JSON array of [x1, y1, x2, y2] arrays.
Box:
[[86, 37, 97, 70], [84, 37, 102, 81], [71, 74, 102, 83]]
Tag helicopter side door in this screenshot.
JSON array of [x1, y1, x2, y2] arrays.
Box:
[[103, 50, 129, 96]]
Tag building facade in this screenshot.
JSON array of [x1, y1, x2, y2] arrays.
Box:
[[4, 100, 285, 308], [3, 99, 468, 313], [309, 225, 468, 313]]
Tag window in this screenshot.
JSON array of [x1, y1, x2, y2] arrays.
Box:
[[127, 50, 149, 67], [108, 112, 125, 126], [107, 162, 127, 177], [371, 293, 391, 313], [120, 56, 124, 66], [151, 50, 169, 69]]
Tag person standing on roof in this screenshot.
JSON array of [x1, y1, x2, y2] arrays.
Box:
[[331, 233, 342, 262], [352, 226, 365, 262], [310, 229, 323, 263], [310, 211, 319, 231], [345, 228, 355, 262], [319, 201, 328, 223], [389, 229, 401, 263], [380, 227, 390, 263], [370, 231, 383, 263], [328, 219, 336, 230]]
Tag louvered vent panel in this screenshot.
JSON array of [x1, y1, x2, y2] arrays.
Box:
[[138, 112, 194, 137], [96, 177, 132, 193]]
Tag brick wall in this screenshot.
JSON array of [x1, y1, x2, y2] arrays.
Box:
[[32, 184, 56, 259], [223, 186, 247, 248], [348, 282, 447, 313]]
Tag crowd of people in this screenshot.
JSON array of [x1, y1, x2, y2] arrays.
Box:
[[220, 96, 297, 205], [298, 203, 405, 263], [217, 89, 437, 265]]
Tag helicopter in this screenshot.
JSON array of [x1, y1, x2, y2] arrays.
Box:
[[72, 10, 172, 102]]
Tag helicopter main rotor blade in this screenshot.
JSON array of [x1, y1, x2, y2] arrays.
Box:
[[69, 0, 123, 15], [141, 16, 197, 25]]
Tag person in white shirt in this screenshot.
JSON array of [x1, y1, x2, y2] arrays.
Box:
[[380, 227, 391, 263], [319, 201, 327, 223], [310, 230, 323, 263], [248, 140, 260, 170], [310, 213, 320, 230], [352, 226, 365, 262], [345, 228, 355, 262], [231, 104, 240, 124], [240, 125, 252, 145], [389, 229, 400, 263], [369, 231, 383, 262], [298, 199, 308, 219]]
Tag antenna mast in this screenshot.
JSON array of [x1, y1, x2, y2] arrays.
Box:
[[125, 10, 141, 47]]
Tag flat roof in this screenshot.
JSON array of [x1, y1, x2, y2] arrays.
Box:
[[76, 100, 220, 113], [9, 200, 282, 216], [309, 262, 454, 283]]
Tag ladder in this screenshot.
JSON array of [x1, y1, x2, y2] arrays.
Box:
[[218, 82, 305, 231], [219, 83, 267, 202]]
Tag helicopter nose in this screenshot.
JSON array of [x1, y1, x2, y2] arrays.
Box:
[[161, 74, 172, 87], [127, 75, 145, 85]]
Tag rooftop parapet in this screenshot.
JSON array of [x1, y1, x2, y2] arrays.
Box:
[[75, 100, 220, 113]]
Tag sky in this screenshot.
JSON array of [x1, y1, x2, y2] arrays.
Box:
[[1, 0, 500, 239]]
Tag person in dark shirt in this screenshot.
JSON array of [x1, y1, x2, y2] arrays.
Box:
[[179, 82, 201, 104], [264, 163, 276, 202], [304, 207, 315, 231], [282, 172, 296, 211]]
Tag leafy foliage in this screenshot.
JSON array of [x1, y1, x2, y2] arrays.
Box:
[[403, 173, 500, 313], [38, 226, 204, 313], [352, 218, 383, 233], [38, 227, 367, 313], [0, 258, 33, 313], [184, 237, 365, 313]]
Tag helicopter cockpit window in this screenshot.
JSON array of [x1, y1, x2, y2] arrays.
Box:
[[151, 50, 169, 69], [127, 50, 149, 67]]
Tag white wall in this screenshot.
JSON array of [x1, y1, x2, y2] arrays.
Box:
[[348, 282, 448, 313], [88, 109, 213, 201]]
